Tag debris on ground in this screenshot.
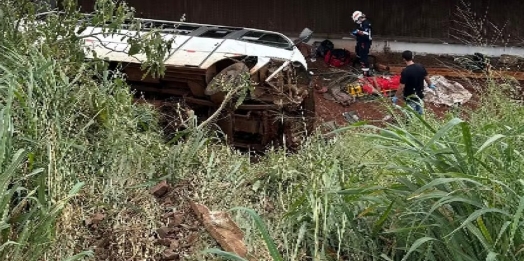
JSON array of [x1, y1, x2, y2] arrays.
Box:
[[151, 180, 170, 198], [499, 54, 522, 66], [312, 77, 329, 93], [190, 201, 249, 259], [85, 213, 105, 228], [454, 53, 490, 72], [342, 111, 359, 123], [424, 75, 473, 106], [321, 68, 368, 106], [324, 86, 356, 106], [316, 69, 359, 106], [147, 180, 206, 260]]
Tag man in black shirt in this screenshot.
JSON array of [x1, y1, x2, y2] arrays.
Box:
[[392, 50, 436, 115], [352, 11, 372, 76]]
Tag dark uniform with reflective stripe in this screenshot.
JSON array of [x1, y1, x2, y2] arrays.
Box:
[[353, 19, 372, 75]]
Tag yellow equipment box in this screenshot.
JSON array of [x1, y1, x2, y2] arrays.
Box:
[[346, 82, 365, 97]]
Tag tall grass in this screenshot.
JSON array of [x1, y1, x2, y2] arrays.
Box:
[[0, 42, 214, 260], [0, 49, 91, 260], [0, 3, 209, 260], [340, 112, 524, 260], [194, 77, 524, 261]]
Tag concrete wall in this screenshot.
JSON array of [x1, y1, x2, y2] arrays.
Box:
[[76, 0, 524, 45], [306, 37, 524, 57]]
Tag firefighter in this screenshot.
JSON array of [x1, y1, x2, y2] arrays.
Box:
[[351, 11, 372, 76]]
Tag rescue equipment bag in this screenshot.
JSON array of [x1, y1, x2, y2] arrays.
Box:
[[315, 39, 334, 57], [324, 48, 351, 67]]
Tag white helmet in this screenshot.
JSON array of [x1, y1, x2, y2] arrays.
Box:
[[352, 11, 364, 23]]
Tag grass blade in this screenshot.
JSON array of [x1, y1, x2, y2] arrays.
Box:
[[446, 208, 509, 238], [231, 207, 283, 261], [372, 201, 394, 236], [202, 248, 249, 261], [475, 134, 506, 156], [424, 118, 464, 150], [401, 237, 436, 261]]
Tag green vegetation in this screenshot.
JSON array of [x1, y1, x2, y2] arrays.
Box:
[[0, 0, 196, 260], [0, 0, 522, 261]]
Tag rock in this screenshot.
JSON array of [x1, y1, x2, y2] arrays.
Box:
[[156, 238, 172, 247], [151, 180, 170, 198], [156, 226, 172, 239], [169, 213, 184, 227], [186, 233, 199, 245], [190, 201, 248, 258], [85, 213, 105, 227], [170, 240, 179, 249], [163, 198, 173, 206], [96, 238, 110, 248], [162, 249, 179, 261]]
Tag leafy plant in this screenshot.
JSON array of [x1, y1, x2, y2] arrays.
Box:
[[2, 0, 175, 79]]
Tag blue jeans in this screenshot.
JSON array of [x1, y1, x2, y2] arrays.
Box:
[[406, 99, 424, 115]]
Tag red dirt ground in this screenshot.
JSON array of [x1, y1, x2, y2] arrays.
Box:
[[308, 56, 484, 127]]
